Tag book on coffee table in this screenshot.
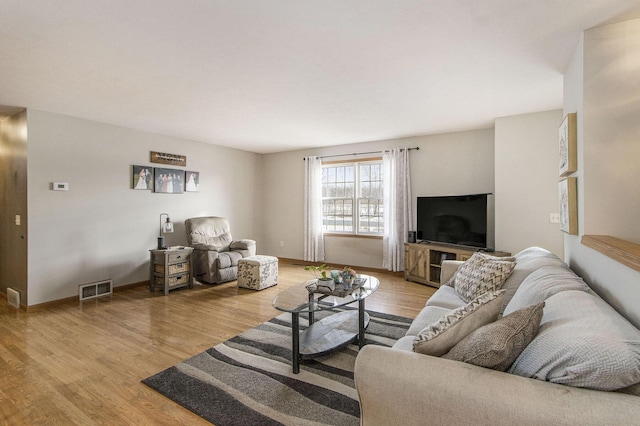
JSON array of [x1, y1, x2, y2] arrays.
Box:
[[306, 277, 367, 297]]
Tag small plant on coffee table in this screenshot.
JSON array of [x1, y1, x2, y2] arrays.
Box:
[[304, 264, 332, 281], [341, 266, 357, 280]]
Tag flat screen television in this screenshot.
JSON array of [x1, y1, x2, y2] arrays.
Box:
[[416, 194, 495, 250]]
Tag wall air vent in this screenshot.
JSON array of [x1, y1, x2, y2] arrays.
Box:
[[7, 288, 20, 309], [79, 279, 113, 301]]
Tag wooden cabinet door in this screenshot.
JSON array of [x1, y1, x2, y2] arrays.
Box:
[[405, 244, 428, 283]]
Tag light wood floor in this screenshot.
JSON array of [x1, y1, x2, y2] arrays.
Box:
[[0, 260, 435, 425]]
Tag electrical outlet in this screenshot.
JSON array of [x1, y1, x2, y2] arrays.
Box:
[[15, 215, 20, 226], [52, 182, 69, 191], [549, 213, 561, 223], [279, 241, 284, 247]]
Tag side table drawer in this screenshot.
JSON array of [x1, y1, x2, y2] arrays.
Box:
[[154, 274, 190, 287], [154, 262, 190, 275], [168, 252, 189, 263]]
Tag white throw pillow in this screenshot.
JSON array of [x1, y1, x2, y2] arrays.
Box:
[[509, 291, 640, 390]]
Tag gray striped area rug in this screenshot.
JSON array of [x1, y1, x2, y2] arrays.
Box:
[[142, 308, 412, 426]]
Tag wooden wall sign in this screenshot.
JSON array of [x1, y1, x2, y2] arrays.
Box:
[[150, 151, 186, 167]]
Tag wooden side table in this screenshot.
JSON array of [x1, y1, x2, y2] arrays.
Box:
[[149, 247, 194, 295]]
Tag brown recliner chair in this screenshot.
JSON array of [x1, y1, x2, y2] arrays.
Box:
[[185, 216, 256, 284]]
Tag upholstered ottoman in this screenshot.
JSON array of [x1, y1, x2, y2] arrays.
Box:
[[237, 255, 278, 290]]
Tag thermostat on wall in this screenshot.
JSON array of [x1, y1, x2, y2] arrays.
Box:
[[52, 182, 69, 191]]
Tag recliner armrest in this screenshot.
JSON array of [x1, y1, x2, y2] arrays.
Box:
[[230, 239, 256, 250], [192, 243, 221, 252]]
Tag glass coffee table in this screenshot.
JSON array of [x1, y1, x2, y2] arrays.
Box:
[[272, 274, 379, 374]]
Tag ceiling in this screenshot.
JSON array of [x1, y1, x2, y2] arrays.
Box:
[[2, 1, 640, 154]]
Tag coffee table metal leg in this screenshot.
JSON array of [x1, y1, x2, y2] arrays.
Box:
[[308, 292, 314, 325], [292, 312, 300, 374], [358, 299, 365, 348]]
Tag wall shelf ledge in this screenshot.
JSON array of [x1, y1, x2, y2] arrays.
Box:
[[581, 235, 640, 273]]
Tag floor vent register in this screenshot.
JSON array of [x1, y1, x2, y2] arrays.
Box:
[[79, 279, 113, 301], [7, 288, 20, 309]]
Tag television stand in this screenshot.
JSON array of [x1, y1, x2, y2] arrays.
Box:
[[404, 242, 511, 288]]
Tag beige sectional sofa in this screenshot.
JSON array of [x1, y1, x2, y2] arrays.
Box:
[[355, 247, 640, 425]]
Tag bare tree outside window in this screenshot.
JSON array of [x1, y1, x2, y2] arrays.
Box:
[[322, 160, 383, 235]]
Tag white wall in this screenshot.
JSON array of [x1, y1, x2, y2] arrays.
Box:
[[563, 35, 586, 245], [27, 110, 263, 305], [22, 105, 579, 304], [583, 20, 640, 239], [261, 129, 496, 269], [564, 19, 640, 328], [494, 110, 564, 257]]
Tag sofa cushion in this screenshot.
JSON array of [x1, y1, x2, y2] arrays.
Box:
[[619, 383, 640, 397], [425, 285, 466, 310], [413, 290, 504, 357], [405, 306, 452, 337], [509, 291, 640, 390], [503, 266, 590, 315], [392, 335, 415, 352], [449, 252, 516, 303], [498, 247, 568, 314], [443, 302, 544, 371]]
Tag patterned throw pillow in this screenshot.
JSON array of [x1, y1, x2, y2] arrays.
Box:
[[443, 252, 516, 288], [451, 252, 516, 303], [413, 290, 505, 357], [443, 302, 545, 371]]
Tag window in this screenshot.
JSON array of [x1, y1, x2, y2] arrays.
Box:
[[321, 159, 383, 235]]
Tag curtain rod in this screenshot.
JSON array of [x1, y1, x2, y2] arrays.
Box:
[[303, 146, 419, 160]]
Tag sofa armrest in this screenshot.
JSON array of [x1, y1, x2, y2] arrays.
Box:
[[354, 346, 640, 426], [440, 260, 463, 285]]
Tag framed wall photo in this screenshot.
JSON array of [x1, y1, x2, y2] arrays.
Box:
[[559, 112, 577, 177], [559, 177, 578, 235], [153, 167, 185, 193], [185, 171, 200, 192], [132, 165, 153, 190]]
